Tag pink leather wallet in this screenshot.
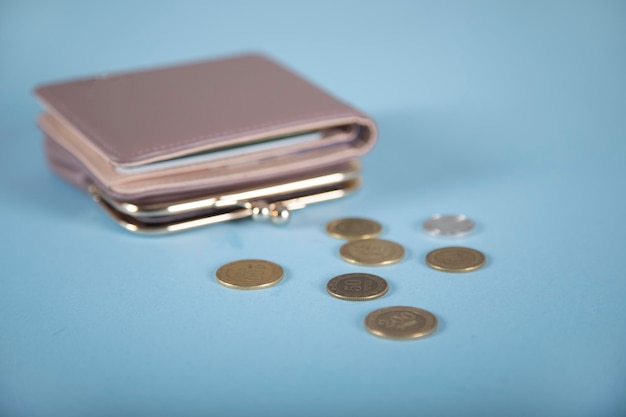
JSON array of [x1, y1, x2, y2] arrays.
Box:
[[35, 53, 377, 233]]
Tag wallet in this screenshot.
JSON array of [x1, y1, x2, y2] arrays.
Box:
[[35, 53, 377, 234]]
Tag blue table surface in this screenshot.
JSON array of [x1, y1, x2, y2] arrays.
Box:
[[1, 1, 625, 416]]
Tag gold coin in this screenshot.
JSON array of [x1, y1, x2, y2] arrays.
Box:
[[215, 259, 284, 289], [339, 239, 405, 266], [425, 247, 486, 272], [326, 273, 389, 301], [365, 306, 437, 340], [326, 218, 382, 240]]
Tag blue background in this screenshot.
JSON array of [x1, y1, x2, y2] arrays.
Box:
[[1, 1, 625, 416]]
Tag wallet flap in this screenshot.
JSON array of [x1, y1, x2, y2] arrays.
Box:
[[35, 54, 376, 167]]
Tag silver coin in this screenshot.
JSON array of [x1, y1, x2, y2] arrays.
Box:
[[423, 214, 475, 236]]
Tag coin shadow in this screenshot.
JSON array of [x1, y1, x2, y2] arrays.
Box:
[[382, 279, 398, 298], [432, 313, 447, 335], [280, 265, 292, 286]]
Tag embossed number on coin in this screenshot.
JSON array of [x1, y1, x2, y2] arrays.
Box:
[[216, 259, 284, 289], [326, 218, 382, 240], [425, 247, 486, 272], [327, 273, 388, 301], [365, 306, 437, 339]]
